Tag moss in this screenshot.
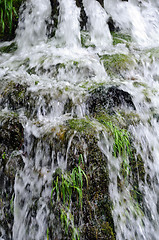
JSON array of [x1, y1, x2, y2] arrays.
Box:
[[144, 47, 159, 62], [133, 81, 148, 88], [95, 110, 140, 131], [99, 53, 135, 77], [0, 42, 17, 53], [118, 111, 140, 127], [142, 89, 151, 103], [81, 31, 95, 48], [96, 112, 121, 128], [46, 120, 116, 239], [1, 81, 27, 110], [130, 153, 145, 183], [67, 118, 95, 133], [112, 32, 131, 46]]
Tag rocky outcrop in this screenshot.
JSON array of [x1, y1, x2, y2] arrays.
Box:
[[87, 86, 136, 115], [0, 114, 24, 239]]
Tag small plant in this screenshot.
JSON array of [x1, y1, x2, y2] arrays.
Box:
[[51, 154, 88, 209], [46, 227, 49, 240], [10, 193, 14, 215], [0, 0, 18, 33], [2, 152, 6, 160], [51, 154, 88, 240], [60, 207, 80, 240], [102, 121, 132, 177], [106, 122, 131, 158]]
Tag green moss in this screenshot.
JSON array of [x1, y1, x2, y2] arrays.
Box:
[[0, 42, 17, 53], [112, 32, 131, 46], [101, 222, 115, 240], [68, 118, 95, 133], [142, 89, 151, 103], [133, 81, 148, 88], [96, 112, 121, 128], [81, 31, 95, 48], [144, 47, 159, 61], [99, 53, 135, 77]]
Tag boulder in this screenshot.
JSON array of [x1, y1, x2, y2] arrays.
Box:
[[87, 86, 136, 114]]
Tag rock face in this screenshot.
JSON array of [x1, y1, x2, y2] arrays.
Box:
[[0, 114, 24, 239], [46, 122, 116, 240], [87, 86, 136, 115]]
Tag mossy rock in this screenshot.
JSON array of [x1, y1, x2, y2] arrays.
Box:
[[44, 120, 116, 239], [0, 42, 18, 54], [0, 81, 28, 111], [86, 85, 136, 115], [99, 53, 135, 77], [0, 113, 24, 152], [143, 47, 159, 62], [112, 32, 131, 46], [81, 31, 95, 49], [0, 112, 24, 239]]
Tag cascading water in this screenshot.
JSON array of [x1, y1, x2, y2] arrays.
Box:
[[1, 0, 159, 239]]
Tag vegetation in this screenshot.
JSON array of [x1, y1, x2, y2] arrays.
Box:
[[0, 0, 23, 40], [99, 119, 132, 178], [112, 32, 131, 46], [51, 154, 88, 240], [99, 53, 135, 76]]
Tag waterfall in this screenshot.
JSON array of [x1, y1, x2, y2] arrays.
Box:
[[1, 0, 159, 239], [16, 0, 51, 49], [55, 0, 81, 47], [104, 0, 159, 47], [83, 0, 112, 48]]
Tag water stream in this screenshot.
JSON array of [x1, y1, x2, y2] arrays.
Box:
[[1, 0, 159, 239]]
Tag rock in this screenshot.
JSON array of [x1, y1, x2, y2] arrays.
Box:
[[108, 17, 120, 32], [0, 82, 27, 111], [48, 0, 60, 37], [0, 114, 24, 239], [36, 120, 116, 239], [76, 0, 88, 30], [87, 86, 136, 114]]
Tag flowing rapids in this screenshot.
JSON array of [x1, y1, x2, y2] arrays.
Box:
[[1, 0, 159, 239]]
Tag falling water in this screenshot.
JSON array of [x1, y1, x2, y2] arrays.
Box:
[[16, 0, 51, 49], [83, 0, 112, 47], [55, 0, 81, 47], [1, 0, 159, 239]]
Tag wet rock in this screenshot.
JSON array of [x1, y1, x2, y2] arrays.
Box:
[[0, 114, 24, 239], [0, 42, 18, 54], [47, 120, 116, 239], [0, 81, 28, 111], [87, 85, 136, 114], [99, 53, 135, 77], [48, 0, 60, 37], [76, 0, 88, 30], [108, 17, 120, 32]]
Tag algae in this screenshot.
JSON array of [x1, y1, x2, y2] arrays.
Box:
[[112, 32, 131, 46], [99, 53, 135, 77]]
